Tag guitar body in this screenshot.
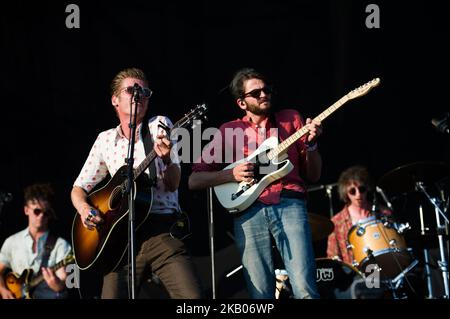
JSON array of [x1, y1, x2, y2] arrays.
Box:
[[5, 269, 33, 299], [72, 165, 152, 273], [214, 137, 293, 213]]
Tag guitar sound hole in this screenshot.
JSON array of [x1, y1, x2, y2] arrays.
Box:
[[109, 187, 123, 210]]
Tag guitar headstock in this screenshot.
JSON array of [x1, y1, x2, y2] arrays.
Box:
[[173, 103, 208, 130], [347, 78, 381, 100]]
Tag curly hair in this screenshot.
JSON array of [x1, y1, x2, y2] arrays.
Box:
[[337, 166, 374, 204], [24, 183, 54, 204]]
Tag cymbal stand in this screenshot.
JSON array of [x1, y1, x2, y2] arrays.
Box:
[[307, 183, 337, 218], [434, 204, 449, 298], [325, 184, 335, 219], [419, 205, 434, 298], [416, 182, 448, 223], [416, 182, 449, 298]]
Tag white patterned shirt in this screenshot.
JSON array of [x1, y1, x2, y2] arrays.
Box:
[[74, 116, 180, 214], [0, 228, 71, 275]]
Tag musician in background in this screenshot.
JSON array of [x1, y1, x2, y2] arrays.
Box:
[[70, 67, 202, 299], [327, 165, 391, 264], [0, 183, 71, 299], [189, 68, 322, 299]]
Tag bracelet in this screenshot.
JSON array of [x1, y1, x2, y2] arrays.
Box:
[[306, 142, 318, 152]]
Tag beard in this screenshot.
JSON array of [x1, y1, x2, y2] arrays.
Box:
[[245, 99, 271, 116]]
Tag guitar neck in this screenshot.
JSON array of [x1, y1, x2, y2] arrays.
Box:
[[133, 149, 157, 180], [28, 259, 69, 288], [268, 95, 349, 160]]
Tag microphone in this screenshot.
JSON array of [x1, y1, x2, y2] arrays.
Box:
[[132, 83, 152, 99], [431, 113, 449, 134], [376, 186, 393, 210], [0, 191, 13, 203]]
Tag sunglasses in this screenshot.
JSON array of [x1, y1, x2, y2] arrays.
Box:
[[121, 86, 153, 99], [32, 208, 53, 216], [242, 86, 273, 99], [348, 186, 367, 196]]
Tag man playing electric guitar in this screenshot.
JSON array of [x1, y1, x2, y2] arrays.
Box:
[[189, 68, 323, 299], [70, 68, 203, 299], [0, 183, 72, 299]]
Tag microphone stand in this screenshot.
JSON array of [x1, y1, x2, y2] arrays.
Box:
[[125, 86, 141, 299], [207, 187, 216, 299]]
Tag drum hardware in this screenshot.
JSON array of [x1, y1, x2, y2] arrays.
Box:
[[356, 227, 366, 236], [275, 269, 291, 299], [433, 203, 449, 299], [307, 182, 337, 218], [363, 247, 373, 255], [394, 222, 411, 234], [423, 248, 434, 299], [384, 259, 419, 299], [415, 182, 449, 298], [378, 161, 449, 298]]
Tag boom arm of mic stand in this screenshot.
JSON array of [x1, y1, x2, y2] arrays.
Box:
[[416, 182, 449, 224]]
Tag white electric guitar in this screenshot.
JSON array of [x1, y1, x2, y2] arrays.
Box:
[[214, 78, 381, 213]]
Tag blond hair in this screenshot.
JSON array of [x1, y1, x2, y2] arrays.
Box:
[[110, 67, 148, 96]]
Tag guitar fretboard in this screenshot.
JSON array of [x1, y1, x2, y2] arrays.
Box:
[[267, 95, 349, 160], [29, 257, 73, 288], [133, 149, 157, 180]]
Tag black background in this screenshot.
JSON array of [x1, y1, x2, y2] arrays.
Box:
[[0, 0, 448, 299]]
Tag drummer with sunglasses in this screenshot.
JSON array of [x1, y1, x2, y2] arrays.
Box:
[[327, 165, 391, 265]]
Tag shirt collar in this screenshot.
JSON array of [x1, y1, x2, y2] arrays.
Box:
[[242, 114, 273, 130], [115, 123, 143, 141]]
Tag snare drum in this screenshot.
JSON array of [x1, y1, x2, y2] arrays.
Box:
[[347, 216, 411, 278]]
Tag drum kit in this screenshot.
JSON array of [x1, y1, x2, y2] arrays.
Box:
[[276, 161, 449, 299]]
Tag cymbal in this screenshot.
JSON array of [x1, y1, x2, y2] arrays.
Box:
[[378, 161, 448, 193], [308, 213, 334, 241]]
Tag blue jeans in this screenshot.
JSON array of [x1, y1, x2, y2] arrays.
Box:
[[233, 197, 319, 299]]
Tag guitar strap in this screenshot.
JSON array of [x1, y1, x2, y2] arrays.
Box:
[[40, 232, 57, 269], [141, 117, 157, 186]]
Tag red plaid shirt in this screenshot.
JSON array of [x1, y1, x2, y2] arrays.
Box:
[[326, 207, 355, 264], [192, 109, 310, 205]]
